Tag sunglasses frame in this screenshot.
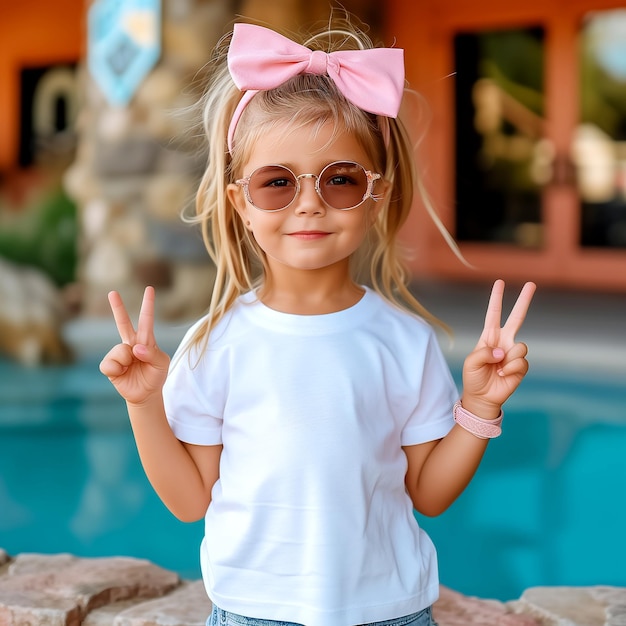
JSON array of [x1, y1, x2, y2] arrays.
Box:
[[235, 160, 382, 212]]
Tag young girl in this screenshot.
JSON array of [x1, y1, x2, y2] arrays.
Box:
[[100, 19, 536, 626]]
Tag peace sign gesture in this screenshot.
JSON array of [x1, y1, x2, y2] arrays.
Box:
[[99, 286, 170, 405], [461, 280, 536, 418]]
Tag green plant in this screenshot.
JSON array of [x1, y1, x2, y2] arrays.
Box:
[[0, 186, 78, 286]]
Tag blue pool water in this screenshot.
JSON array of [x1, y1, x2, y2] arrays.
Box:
[[0, 356, 625, 600]]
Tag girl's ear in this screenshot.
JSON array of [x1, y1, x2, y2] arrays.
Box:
[[227, 183, 252, 230]]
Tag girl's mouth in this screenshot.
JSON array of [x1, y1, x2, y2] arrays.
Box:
[[288, 231, 330, 240]]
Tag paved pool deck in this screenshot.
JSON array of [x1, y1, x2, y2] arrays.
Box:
[[63, 279, 626, 375], [410, 279, 626, 375]]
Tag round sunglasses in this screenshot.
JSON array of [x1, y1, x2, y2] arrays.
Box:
[[235, 161, 383, 212]]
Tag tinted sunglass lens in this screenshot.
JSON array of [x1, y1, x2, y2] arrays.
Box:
[[319, 162, 368, 209], [248, 166, 297, 210]]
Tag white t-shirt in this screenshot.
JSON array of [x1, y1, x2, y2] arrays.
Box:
[[164, 288, 458, 626]]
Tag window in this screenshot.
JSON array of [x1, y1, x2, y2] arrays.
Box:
[[454, 28, 546, 248], [578, 9, 626, 248]]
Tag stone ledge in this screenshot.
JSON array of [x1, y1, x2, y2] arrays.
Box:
[[0, 550, 624, 625]]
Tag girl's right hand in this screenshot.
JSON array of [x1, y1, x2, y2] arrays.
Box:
[[99, 286, 170, 406]]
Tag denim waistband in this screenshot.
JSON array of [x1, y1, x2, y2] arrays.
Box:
[[207, 604, 437, 626]]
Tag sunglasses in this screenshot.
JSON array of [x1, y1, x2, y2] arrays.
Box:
[[235, 161, 383, 212]]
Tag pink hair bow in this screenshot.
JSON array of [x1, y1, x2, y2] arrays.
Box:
[[227, 23, 405, 152]]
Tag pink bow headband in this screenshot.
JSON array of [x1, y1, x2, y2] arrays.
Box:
[[226, 23, 405, 153]]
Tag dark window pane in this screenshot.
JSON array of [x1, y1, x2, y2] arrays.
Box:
[[454, 28, 546, 247], [578, 9, 626, 248]]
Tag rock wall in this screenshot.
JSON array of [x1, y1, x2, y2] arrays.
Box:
[[64, 0, 230, 321], [1, 549, 625, 626], [0, 258, 71, 366]]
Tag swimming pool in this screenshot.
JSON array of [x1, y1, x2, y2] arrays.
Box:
[[1, 355, 624, 600]]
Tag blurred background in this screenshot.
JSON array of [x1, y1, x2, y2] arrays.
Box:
[[0, 0, 624, 603]]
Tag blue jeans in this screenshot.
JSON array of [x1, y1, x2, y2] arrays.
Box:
[[207, 604, 438, 626]]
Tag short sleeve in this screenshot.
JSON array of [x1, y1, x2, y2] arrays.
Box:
[[163, 322, 225, 446], [400, 330, 458, 446]]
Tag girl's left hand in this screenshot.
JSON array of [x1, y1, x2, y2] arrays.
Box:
[[462, 280, 536, 417]]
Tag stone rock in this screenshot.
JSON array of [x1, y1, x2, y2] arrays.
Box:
[[597, 587, 626, 626], [97, 176, 150, 205], [134, 259, 174, 289], [82, 198, 111, 243], [82, 598, 146, 626], [144, 174, 195, 221], [135, 66, 182, 112], [434, 586, 543, 625], [155, 146, 205, 176], [94, 138, 159, 177], [107, 580, 211, 626], [157, 262, 215, 320], [63, 159, 101, 207], [239, 0, 305, 30], [0, 553, 180, 624], [84, 237, 133, 288], [110, 213, 148, 250], [514, 586, 626, 626], [142, 104, 179, 141], [0, 550, 9, 567], [0, 258, 71, 366], [97, 108, 134, 143], [0, 590, 82, 626], [162, 1, 229, 71], [162, 21, 211, 70], [147, 219, 207, 262], [163, 0, 196, 21]]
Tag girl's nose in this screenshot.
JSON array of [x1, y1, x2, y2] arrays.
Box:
[[294, 176, 326, 216]]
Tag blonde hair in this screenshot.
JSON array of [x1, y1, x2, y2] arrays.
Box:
[[184, 19, 452, 356]]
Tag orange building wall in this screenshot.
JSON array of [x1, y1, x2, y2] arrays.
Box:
[[0, 0, 85, 171]]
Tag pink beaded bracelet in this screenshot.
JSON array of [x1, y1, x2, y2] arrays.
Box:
[[453, 401, 503, 439]]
